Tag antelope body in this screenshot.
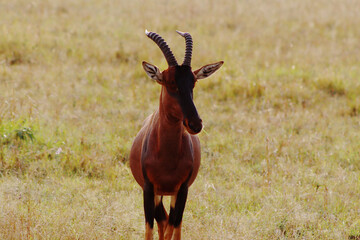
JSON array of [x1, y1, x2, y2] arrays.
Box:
[[130, 30, 223, 240]]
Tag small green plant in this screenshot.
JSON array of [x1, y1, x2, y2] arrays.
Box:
[[15, 127, 34, 142], [314, 77, 346, 96]]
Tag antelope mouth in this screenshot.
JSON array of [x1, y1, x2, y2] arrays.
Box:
[[183, 118, 203, 135]]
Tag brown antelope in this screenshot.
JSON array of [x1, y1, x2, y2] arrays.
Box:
[[130, 30, 223, 240]]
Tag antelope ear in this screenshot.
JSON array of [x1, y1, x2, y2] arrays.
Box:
[[142, 61, 163, 83], [194, 61, 224, 79]]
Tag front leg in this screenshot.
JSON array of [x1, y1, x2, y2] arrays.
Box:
[[165, 183, 188, 240], [144, 181, 155, 240]]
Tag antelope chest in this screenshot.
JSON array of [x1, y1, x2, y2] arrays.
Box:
[[143, 151, 194, 195]]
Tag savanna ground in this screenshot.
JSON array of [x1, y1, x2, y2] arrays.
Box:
[[1, 0, 360, 239]]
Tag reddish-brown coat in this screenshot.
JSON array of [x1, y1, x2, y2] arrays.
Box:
[[129, 68, 201, 196]]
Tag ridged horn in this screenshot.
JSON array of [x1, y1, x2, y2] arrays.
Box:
[[145, 30, 178, 67], [176, 30, 193, 67]]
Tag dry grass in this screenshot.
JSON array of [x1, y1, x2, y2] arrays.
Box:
[[1, 0, 360, 239]]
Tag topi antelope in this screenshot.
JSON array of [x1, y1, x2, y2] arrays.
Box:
[[129, 30, 223, 240]]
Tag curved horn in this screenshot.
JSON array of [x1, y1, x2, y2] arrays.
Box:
[[145, 30, 178, 67], [176, 30, 193, 67]]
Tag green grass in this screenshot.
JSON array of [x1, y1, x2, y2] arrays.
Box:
[[1, 0, 360, 239]]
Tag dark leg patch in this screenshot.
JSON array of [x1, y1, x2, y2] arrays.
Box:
[[168, 183, 188, 228], [168, 206, 176, 226], [143, 181, 155, 228], [155, 197, 167, 223]]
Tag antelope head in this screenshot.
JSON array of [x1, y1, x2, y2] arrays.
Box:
[[142, 30, 223, 135]]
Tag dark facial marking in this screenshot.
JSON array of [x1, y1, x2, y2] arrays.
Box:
[[173, 66, 198, 120], [169, 66, 203, 134], [174, 66, 195, 93]]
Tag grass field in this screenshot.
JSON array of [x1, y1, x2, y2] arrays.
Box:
[[1, 0, 360, 239]]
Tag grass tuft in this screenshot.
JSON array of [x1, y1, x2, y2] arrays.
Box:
[[314, 77, 346, 96]]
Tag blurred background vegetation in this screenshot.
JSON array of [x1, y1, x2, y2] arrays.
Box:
[[1, 0, 360, 239]]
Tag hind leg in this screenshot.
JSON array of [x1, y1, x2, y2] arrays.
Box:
[[164, 195, 176, 240], [165, 183, 188, 240], [155, 195, 168, 240]]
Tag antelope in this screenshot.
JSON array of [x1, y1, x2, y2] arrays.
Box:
[[129, 30, 223, 240]]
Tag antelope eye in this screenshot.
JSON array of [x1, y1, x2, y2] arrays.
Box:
[[168, 82, 178, 92]]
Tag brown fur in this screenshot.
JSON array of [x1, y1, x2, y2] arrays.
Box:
[[130, 48, 222, 239], [129, 68, 201, 196]]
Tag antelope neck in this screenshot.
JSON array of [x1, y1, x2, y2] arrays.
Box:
[[157, 86, 184, 155]]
